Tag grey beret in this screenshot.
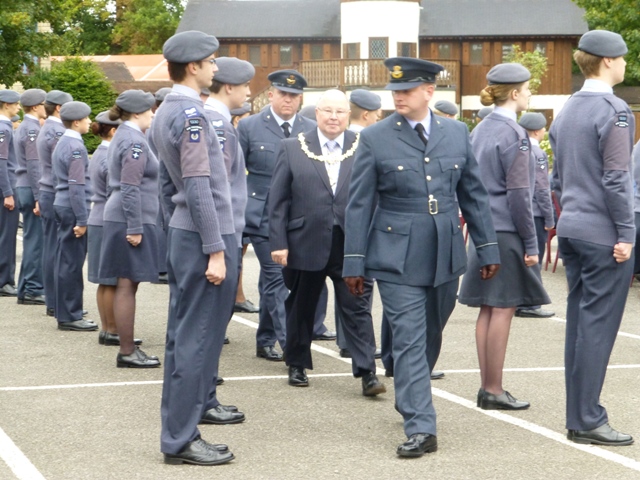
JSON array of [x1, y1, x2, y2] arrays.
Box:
[[268, 70, 307, 94], [115, 89, 155, 114], [155, 87, 172, 102], [0, 90, 21, 104], [11, 115, 20, 123], [230, 102, 251, 116], [477, 107, 493, 119], [214, 57, 255, 85], [60, 101, 91, 121], [45, 90, 73, 105], [163, 30, 219, 63], [349, 89, 381, 111], [20, 89, 47, 107], [518, 112, 547, 131], [95, 110, 121, 126], [578, 29, 628, 58], [434, 100, 458, 116], [384, 57, 444, 90], [487, 63, 531, 85], [299, 104, 317, 120]]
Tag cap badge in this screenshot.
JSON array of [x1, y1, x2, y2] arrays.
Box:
[[391, 66, 403, 79], [286, 75, 296, 85]]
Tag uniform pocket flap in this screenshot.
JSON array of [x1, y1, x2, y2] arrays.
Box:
[[246, 181, 270, 201], [287, 216, 304, 231], [371, 214, 412, 235], [438, 157, 465, 172]]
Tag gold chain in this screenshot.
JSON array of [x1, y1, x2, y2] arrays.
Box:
[[297, 132, 359, 165]]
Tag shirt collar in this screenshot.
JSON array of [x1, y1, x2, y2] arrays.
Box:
[[404, 110, 432, 138], [25, 114, 39, 121], [205, 98, 231, 122], [493, 106, 517, 122], [317, 128, 345, 151], [270, 107, 296, 127], [48, 116, 62, 124], [100, 140, 111, 147], [63, 129, 82, 140], [123, 120, 142, 132], [529, 137, 540, 146], [581, 79, 614, 94], [172, 84, 202, 101], [0, 115, 10, 122], [348, 124, 365, 133]]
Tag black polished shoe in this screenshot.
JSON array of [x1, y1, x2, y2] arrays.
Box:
[[256, 345, 283, 361], [374, 348, 382, 359], [568, 423, 633, 446], [312, 330, 336, 341], [476, 388, 485, 407], [480, 390, 529, 410], [396, 433, 438, 458], [430, 370, 445, 380], [157, 273, 169, 284], [224, 336, 230, 345], [58, 319, 98, 331], [46, 307, 55, 317], [116, 347, 161, 368], [164, 438, 235, 465], [17, 294, 45, 305], [234, 299, 259, 313], [201, 405, 245, 425], [0, 283, 17, 297], [216, 377, 224, 386], [362, 372, 386, 397], [515, 308, 555, 318], [288, 366, 308, 387], [82, 309, 89, 317], [102, 331, 142, 346], [385, 368, 394, 378], [339, 348, 351, 358]]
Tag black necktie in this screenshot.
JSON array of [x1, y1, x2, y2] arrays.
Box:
[[281, 122, 291, 138], [415, 123, 428, 146]]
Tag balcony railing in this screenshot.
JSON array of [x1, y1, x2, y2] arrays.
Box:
[[299, 59, 459, 90]]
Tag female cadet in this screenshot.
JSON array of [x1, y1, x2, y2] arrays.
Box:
[[52, 101, 97, 331], [458, 63, 550, 410], [99, 90, 160, 368]]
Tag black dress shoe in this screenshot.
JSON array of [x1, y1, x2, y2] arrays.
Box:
[[224, 336, 230, 345], [396, 433, 438, 457], [0, 284, 17, 297], [288, 366, 308, 387], [568, 423, 633, 446], [58, 319, 98, 331], [116, 348, 161, 368], [385, 369, 394, 378], [515, 308, 555, 318], [256, 345, 283, 361], [46, 307, 55, 317], [374, 348, 382, 359], [476, 388, 485, 407], [157, 273, 169, 284], [99, 331, 143, 346], [201, 405, 245, 425], [82, 309, 89, 317], [312, 330, 336, 341], [339, 348, 351, 358], [17, 294, 45, 305], [164, 438, 234, 465], [479, 390, 529, 410], [362, 372, 386, 397], [216, 377, 224, 386], [234, 299, 259, 313], [430, 370, 445, 380]]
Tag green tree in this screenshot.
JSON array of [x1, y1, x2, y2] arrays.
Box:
[[112, 0, 184, 54], [572, 0, 640, 84], [23, 58, 117, 152], [504, 45, 548, 94], [56, 0, 115, 55]]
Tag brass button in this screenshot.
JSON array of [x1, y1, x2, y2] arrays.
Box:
[[260, 146, 265, 150], [425, 157, 430, 163], [387, 227, 392, 231], [252, 192, 256, 196], [426, 175, 432, 181], [398, 166, 404, 170], [397, 122, 401, 126], [454, 164, 459, 169]]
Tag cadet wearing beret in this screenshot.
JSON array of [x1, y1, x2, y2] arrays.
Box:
[[550, 29, 634, 446], [348, 89, 382, 133], [514, 112, 555, 319], [238, 68, 333, 362], [149, 30, 237, 466], [0, 90, 22, 297], [14, 89, 47, 305], [52, 101, 98, 331], [433, 100, 458, 119], [343, 57, 499, 457], [476, 106, 493, 122], [37, 90, 73, 316]]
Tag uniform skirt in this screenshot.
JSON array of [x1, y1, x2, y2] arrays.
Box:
[[98, 221, 159, 283], [458, 231, 550, 308], [87, 225, 117, 286]]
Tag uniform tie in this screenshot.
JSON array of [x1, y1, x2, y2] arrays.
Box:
[[325, 140, 340, 194], [281, 122, 291, 138], [414, 123, 428, 146]]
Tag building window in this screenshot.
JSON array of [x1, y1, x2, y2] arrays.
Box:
[[249, 46, 261, 66], [344, 43, 360, 59], [533, 42, 547, 56], [502, 44, 514, 61], [398, 42, 416, 58], [279, 45, 292, 66], [310, 44, 324, 60], [369, 37, 388, 59], [217, 45, 230, 58], [438, 43, 452, 59], [470, 43, 483, 65]]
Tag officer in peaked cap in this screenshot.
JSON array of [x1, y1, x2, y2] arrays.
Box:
[[238, 66, 335, 362], [343, 56, 499, 457]]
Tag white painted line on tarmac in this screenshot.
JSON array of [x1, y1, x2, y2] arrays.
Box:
[[0, 426, 46, 480], [549, 316, 640, 341]]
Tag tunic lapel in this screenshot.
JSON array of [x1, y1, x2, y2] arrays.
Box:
[[425, 111, 445, 156], [393, 113, 427, 152], [334, 131, 357, 197], [262, 109, 285, 139]]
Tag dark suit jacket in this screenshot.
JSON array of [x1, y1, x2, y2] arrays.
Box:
[[237, 108, 316, 237], [269, 128, 357, 271]]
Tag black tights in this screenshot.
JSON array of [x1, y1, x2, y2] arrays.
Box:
[[114, 278, 139, 355]]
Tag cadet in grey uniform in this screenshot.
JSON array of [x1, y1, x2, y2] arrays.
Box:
[[433, 100, 458, 119], [343, 57, 499, 457], [514, 112, 555, 318], [52, 101, 98, 331], [14, 89, 47, 305], [0, 90, 22, 297], [37, 90, 73, 315], [550, 30, 634, 446], [633, 140, 640, 275], [476, 106, 493, 123], [151, 31, 238, 466]]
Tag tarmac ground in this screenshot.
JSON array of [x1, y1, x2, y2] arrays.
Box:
[[2, 236, 640, 479]]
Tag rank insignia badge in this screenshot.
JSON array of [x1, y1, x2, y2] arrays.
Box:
[[132, 144, 143, 160], [519, 139, 529, 151], [186, 118, 203, 143], [615, 115, 629, 128]]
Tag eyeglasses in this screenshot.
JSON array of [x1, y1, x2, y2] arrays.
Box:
[[317, 108, 350, 117]]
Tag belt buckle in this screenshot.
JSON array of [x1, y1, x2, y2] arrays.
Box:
[[428, 195, 438, 215]]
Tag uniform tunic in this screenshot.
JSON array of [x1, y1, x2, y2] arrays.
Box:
[[0, 116, 19, 288]]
